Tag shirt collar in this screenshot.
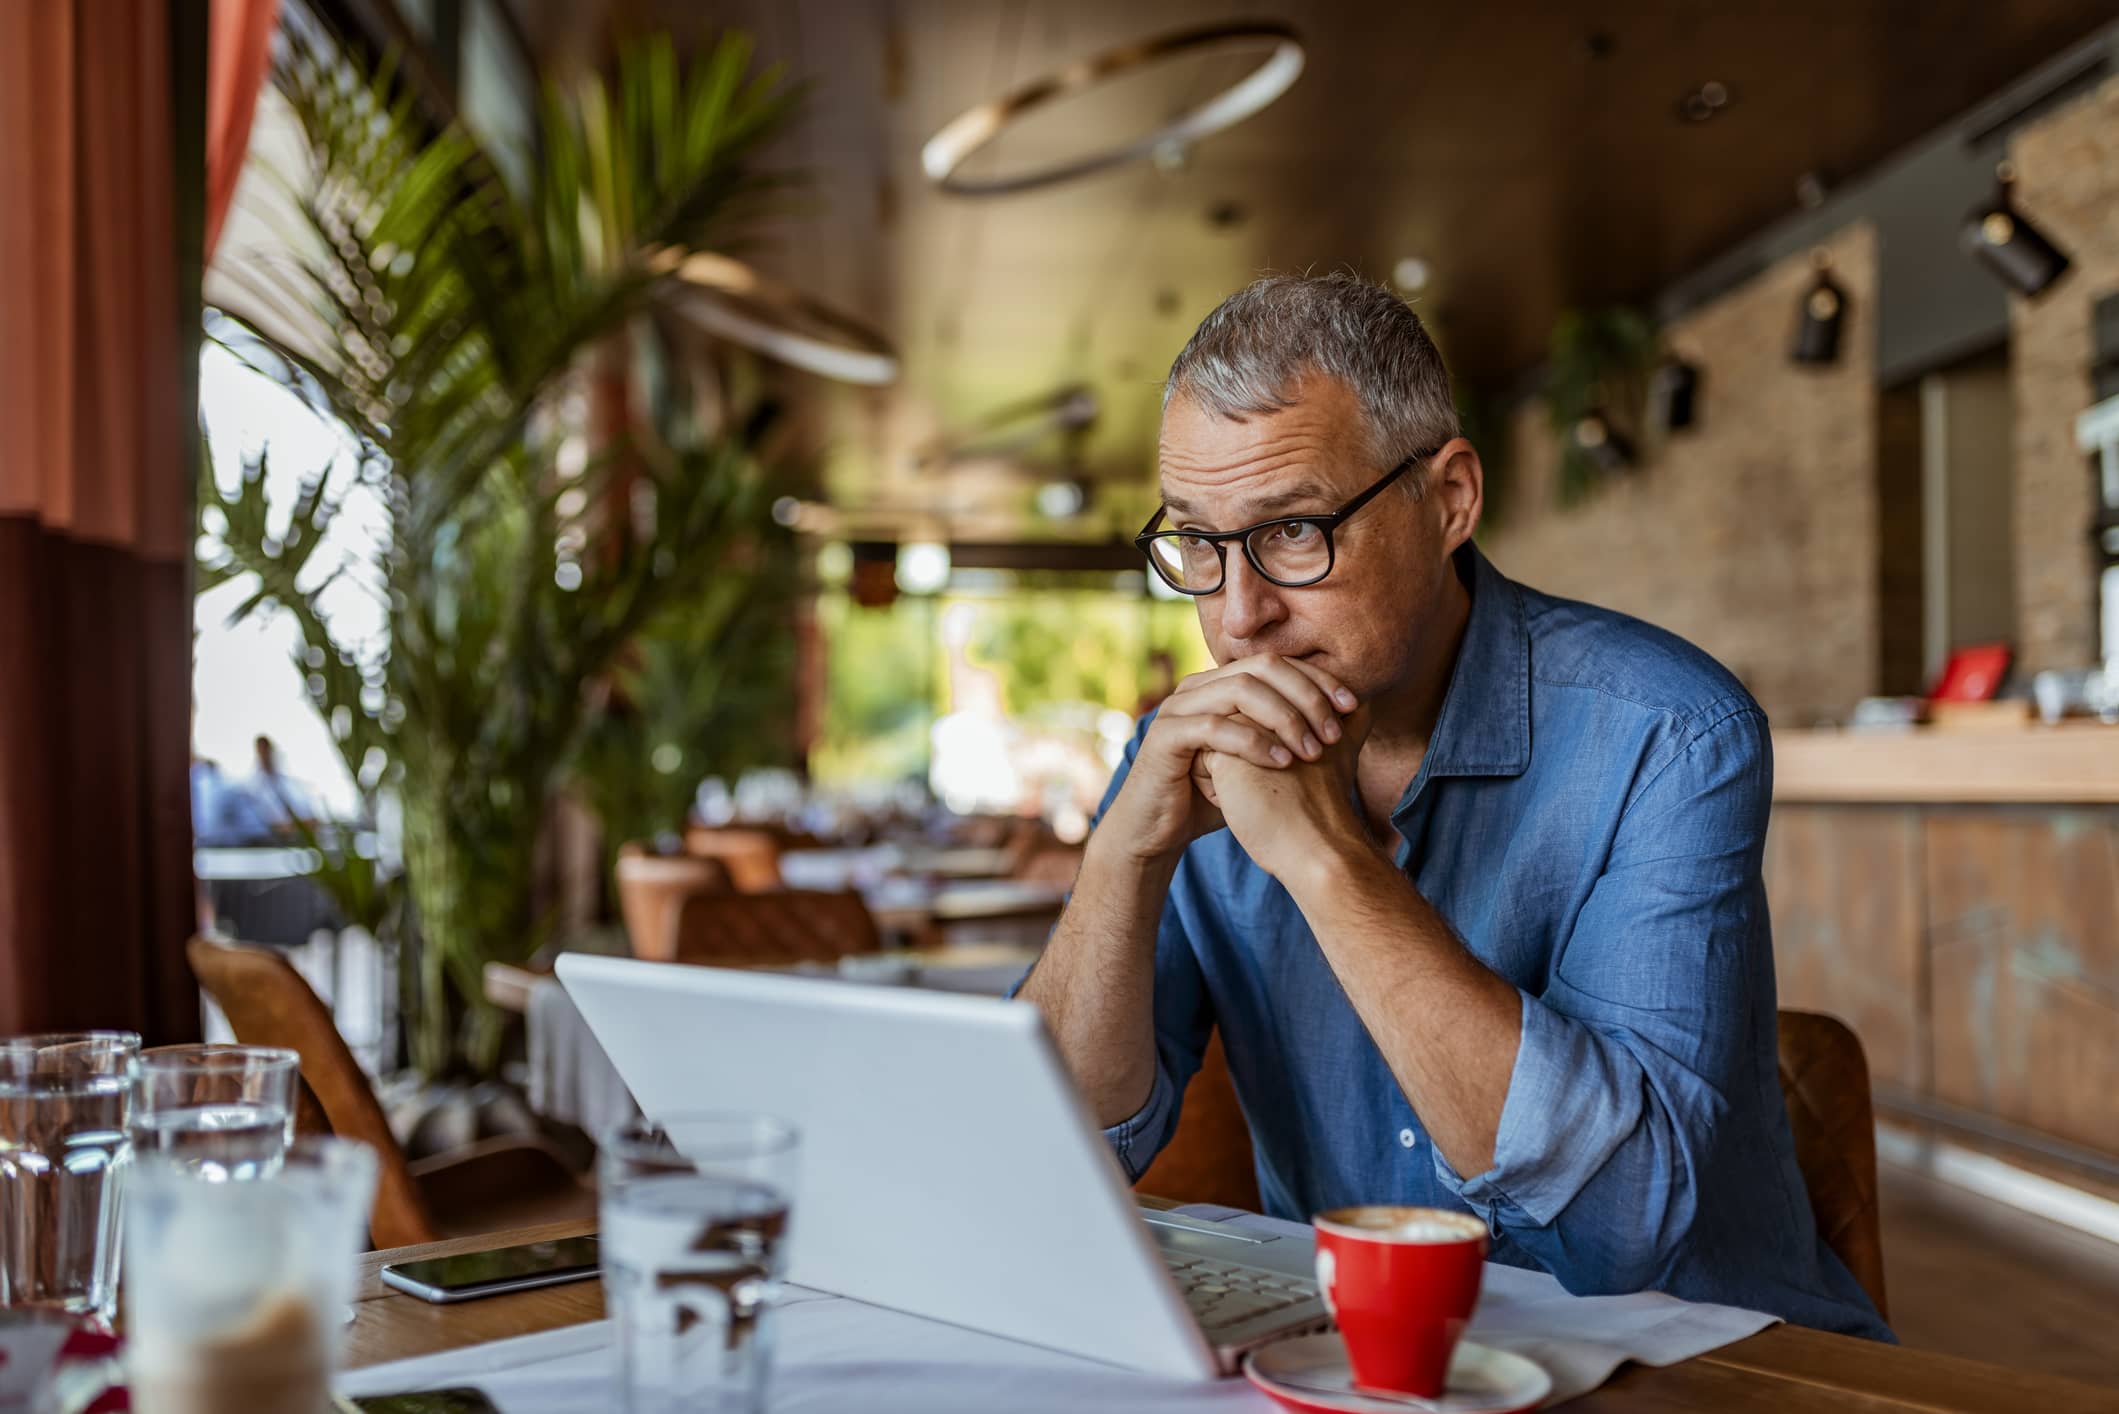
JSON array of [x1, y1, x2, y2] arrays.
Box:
[[1416, 541, 1531, 780]]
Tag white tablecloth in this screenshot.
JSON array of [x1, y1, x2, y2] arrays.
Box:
[[339, 1209, 1779, 1411], [524, 976, 637, 1139]]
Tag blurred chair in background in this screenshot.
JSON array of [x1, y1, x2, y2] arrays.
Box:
[[682, 826, 785, 891], [615, 843, 730, 962], [1136, 1031, 1261, 1211], [670, 888, 881, 968], [187, 936, 594, 1248]]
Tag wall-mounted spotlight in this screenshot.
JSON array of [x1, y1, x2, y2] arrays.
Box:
[[1962, 160, 2070, 297], [1792, 251, 1847, 366], [1572, 411, 1635, 472], [850, 541, 900, 608], [1651, 358, 1701, 433]]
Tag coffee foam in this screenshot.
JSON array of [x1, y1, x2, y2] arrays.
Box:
[[1315, 1205, 1485, 1244]]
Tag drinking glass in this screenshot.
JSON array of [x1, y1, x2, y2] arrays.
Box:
[[122, 1137, 376, 1414], [0, 1032, 140, 1323], [601, 1114, 800, 1414], [126, 1045, 298, 1182]]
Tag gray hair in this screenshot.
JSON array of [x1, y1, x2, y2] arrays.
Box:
[[1163, 272, 1460, 492]]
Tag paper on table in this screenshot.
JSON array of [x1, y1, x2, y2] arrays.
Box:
[[339, 1211, 1779, 1412]]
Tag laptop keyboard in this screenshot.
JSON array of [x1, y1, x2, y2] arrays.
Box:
[[1163, 1252, 1320, 1335]]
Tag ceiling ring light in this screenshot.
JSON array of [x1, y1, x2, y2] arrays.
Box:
[[920, 20, 1307, 197], [659, 249, 900, 386]]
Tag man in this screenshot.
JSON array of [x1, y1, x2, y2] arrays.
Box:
[[1019, 273, 1889, 1339], [247, 734, 320, 838]]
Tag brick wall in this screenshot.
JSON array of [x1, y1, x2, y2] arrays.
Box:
[[2008, 77, 2119, 676], [1477, 224, 1880, 725]]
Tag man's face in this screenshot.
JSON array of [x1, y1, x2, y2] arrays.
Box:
[[1156, 374, 1470, 702]]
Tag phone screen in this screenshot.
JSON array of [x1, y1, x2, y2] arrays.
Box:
[[385, 1236, 600, 1294], [351, 1389, 503, 1413]]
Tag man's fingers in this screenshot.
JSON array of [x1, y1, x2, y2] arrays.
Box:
[[1277, 656, 1361, 714], [1191, 757, 1222, 808], [1161, 652, 1356, 750], [1160, 664, 1346, 759], [1166, 712, 1292, 771]]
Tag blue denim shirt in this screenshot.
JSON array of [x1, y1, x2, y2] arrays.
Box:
[[1092, 543, 1890, 1340]]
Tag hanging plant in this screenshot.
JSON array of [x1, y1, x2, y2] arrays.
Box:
[[1541, 307, 1660, 507]]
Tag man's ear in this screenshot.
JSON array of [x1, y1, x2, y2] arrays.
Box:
[[1426, 437, 1484, 553]]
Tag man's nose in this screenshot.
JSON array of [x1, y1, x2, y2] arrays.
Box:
[[1216, 547, 1287, 642]]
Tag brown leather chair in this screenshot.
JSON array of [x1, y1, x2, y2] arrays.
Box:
[[615, 844, 730, 961], [1136, 1031, 1262, 1211], [187, 936, 595, 1249], [1133, 1010, 1889, 1321], [682, 826, 785, 892], [1776, 1009, 1888, 1318], [668, 888, 882, 967]]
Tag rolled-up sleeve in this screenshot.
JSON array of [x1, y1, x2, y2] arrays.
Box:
[[1017, 713, 1213, 1180], [1432, 705, 1772, 1293]]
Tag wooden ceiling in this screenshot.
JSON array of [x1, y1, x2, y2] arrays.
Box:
[[507, 0, 2117, 539]]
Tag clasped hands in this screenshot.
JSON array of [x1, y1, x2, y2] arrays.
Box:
[[1105, 654, 1374, 884]]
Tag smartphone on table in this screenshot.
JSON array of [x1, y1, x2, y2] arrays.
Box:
[[378, 1236, 600, 1304], [346, 1389, 503, 1412]]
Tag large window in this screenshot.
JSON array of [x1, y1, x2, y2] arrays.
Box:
[[813, 574, 1211, 834], [193, 336, 388, 822]]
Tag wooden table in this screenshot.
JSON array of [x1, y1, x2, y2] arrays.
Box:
[[865, 878, 1066, 943], [344, 1220, 2119, 1411]]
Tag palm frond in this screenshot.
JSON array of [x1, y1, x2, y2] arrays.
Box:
[[203, 21, 803, 1078]]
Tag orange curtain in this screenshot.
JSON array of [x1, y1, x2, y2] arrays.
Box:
[[0, 1, 202, 1041], [205, 0, 279, 261]]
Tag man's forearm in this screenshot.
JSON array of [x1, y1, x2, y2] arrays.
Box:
[[1287, 837, 1522, 1177], [1017, 833, 1180, 1127]]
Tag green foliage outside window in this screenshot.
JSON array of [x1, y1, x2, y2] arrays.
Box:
[[809, 582, 1211, 791]]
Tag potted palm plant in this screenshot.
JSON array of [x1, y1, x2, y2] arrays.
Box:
[[199, 26, 802, 1079]]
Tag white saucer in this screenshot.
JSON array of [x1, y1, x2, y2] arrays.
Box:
[[1243, 1332, 1552, 1414]]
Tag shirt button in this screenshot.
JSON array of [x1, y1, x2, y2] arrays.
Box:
[[1398, 1128, 1418, 1149]]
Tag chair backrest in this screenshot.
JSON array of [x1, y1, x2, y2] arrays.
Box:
[[185, 936, 438, 1248], [668, 888, 882, 967], [1135, 1030, 1261, 1211], [1131, 1009, 1890, 1321], [682, 826, 785, 891], [1776, 1009, 1889, 1318], [615, 845, 730, 961]]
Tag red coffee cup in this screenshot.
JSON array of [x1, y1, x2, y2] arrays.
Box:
[[1313, 1205, 1488, 1398]]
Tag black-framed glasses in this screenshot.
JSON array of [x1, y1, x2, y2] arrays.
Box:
[[1134, 450, 1434, 596]]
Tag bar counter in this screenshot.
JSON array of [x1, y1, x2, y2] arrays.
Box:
[[1773, 722, 2119, 804], [1764, 723, 2119, 1177]]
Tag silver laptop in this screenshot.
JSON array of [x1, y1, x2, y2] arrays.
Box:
[[556, 953, 1328, 1378]]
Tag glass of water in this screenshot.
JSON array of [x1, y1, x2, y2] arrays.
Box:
[[126, 1046, 298, 1182], [601, 1114, 800, 1414], [0, 1031, 140, 1324]]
